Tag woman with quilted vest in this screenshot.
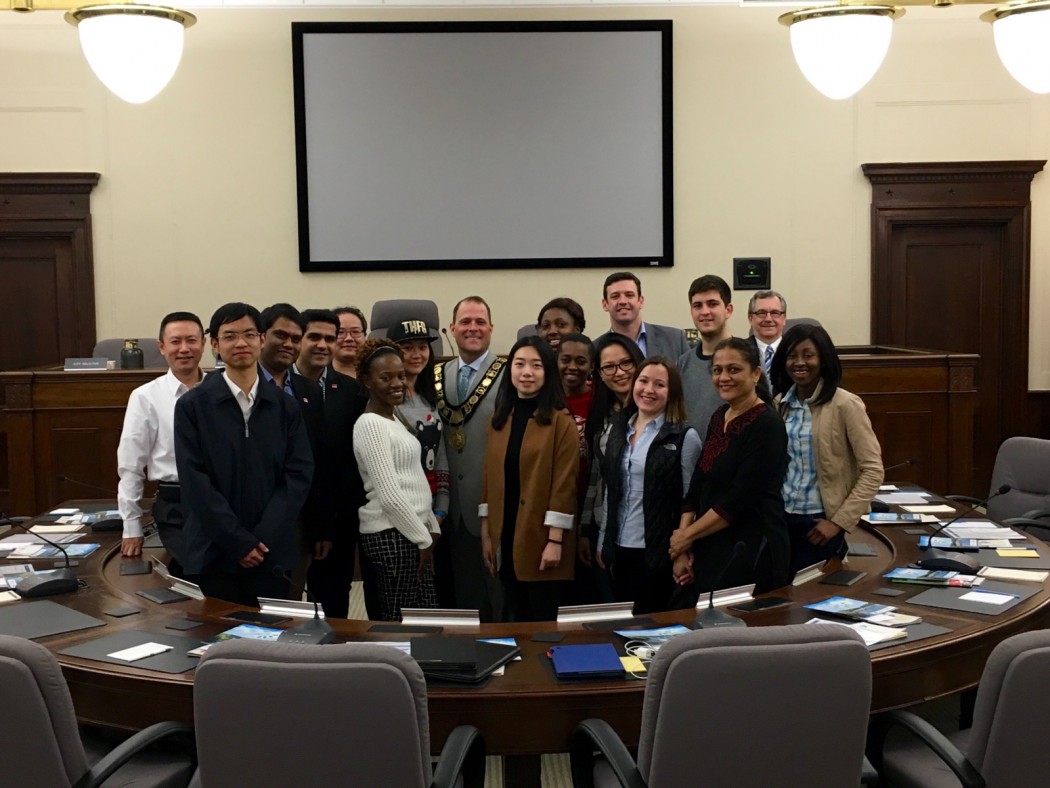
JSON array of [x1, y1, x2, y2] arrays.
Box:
[[597, 356, 702, 613]]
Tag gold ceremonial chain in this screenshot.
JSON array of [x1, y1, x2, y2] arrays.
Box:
[[435, 357, 505, 449]]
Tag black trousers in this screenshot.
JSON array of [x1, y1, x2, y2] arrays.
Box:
[[151, 494, 185, 579], [308, 522, 359, 619], [785, 511, 846, 577], [184, 570, 290, 608], [611, 546, 695, 614]]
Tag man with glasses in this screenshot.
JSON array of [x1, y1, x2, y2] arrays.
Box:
[[678, 275, 735, 436], [175, 302, 314, 607], [332, 306, 368, 379], [117, 311, 207, 571], [747, 290, 788, 374]]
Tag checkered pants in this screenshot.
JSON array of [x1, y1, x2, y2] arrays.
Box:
[[359, 528, 437, 621]]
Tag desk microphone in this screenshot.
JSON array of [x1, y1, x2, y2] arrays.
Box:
[[0, 516, 79, 597], [694, 541, 748, 629], [883, 458, 918, 476], [271, 565, 335, 645], [441, 327, 458, 357], [55, 476, 123, 531], [917, 485, 1011, 573]]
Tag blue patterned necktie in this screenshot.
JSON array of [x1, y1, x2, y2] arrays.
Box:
[[457, 364, 473, 402], [763, 344, 774, 373]]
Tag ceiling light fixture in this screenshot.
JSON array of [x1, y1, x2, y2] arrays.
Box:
[[983, 1, 1050, 94], [779, 5, 905, 100], [65, 4, 196, 104]]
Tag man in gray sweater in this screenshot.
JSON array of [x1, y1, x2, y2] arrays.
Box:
[[677, 275, 736, 438]]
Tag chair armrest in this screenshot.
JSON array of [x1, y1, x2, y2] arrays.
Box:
[[187, 769, 201, 788], [1022, 509, 1050, 521], [72, 721, 196, 788], [860, 755, 879, 786], [432, 725, 485, 788], [944, 495, 983, 507], [868, 710, 984, 788], [569, 718, 646, 788], [1002, 518, 1050, 541]]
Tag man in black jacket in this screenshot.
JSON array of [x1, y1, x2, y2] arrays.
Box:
[[293, 308, 368, 619], [175, 302, 314, 607]]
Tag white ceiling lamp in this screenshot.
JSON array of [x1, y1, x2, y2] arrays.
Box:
[[983, 1, 1050, 94], [65, 4, 196, 104], [779, 5, 904, 100]]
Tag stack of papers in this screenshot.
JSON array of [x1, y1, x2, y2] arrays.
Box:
[[806, 618, 908, 646], [978, 566, 1050, 582], [805, 596, 921, 627], [874, 492, 931, 505], [187, 623, 283, 657], [942, 522, 1027, 541], [884, 568, 983, 587]]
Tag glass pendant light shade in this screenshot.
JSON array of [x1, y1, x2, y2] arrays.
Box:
[[780, 6, 903, 100], [66, 5, 196, 104], [984, 2, 1050, 94]]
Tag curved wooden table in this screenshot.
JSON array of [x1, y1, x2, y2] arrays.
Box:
[[9, 501, 1050, 772]]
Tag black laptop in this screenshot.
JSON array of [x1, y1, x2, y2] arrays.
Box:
[[419, 640, 521, 684]]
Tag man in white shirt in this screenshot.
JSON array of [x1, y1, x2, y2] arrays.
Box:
[[747, 290, 788, 374], [117, 312, 206, 568]]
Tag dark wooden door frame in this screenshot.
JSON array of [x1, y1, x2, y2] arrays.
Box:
[[0, 173, 101, 361], [863, 161, 1044, 458]]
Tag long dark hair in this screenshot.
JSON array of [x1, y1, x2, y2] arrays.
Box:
[[770, 324, 841, 407], [492, 336, 566, 429], [585, 333, 643, 451], [712, 337, 775, 407]]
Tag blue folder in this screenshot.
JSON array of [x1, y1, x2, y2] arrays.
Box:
[[549, 643, 626, 680]]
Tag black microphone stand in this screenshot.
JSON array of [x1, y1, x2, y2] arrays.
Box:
[[694, 542, 748, 629], [0, 517, 79, 597], [916, 485, 1012, 573], [272, 565, 336, 645]]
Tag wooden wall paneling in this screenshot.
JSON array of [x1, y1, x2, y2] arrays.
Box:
[[863, 161, 1044, 493], [0, 174, 100, 369]]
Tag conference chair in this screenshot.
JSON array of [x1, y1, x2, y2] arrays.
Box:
[[92, 338, 166, 368], [945, 436, 1050, 538], [190, 640, 485, 788], [868, 629, 1050, 788], [0, 633, 195, 788], [569, 624, 875, 788], [518, 323, 539, 340], [368, 299, 442, 342]]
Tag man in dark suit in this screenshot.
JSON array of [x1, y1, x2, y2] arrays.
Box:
[[259, 304, 331, 594], [175, 302, 313, 607], [439, 296, 505, 621], [602, 271, 689, 359], [294, 308, 368, 619], [746, 290, 788, 375]]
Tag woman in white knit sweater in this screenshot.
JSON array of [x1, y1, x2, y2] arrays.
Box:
[[352, 339, 441, 621]]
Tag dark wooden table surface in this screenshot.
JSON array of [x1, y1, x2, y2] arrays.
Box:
[[4, 497, 1049, 787]]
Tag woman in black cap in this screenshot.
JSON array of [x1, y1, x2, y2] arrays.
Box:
[[387, 318, 453, 606]]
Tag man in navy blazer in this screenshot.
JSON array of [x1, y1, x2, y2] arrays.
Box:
[[175, 302, 314, 607], [601, 271, 689, 359]]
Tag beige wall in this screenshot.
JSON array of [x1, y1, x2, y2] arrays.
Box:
[[1, 7, 1047, 387]]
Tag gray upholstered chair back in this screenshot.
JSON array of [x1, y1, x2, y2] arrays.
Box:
[[965, 629, 1050, 786], [369, 299, 441, 341], [0, 634, 90, 788], [637, 624, 871, 788], [517, 323, 539, 340], [92, 338, 166, 368], [987, 436, 1050, 520], [194, 640, 433, 787]]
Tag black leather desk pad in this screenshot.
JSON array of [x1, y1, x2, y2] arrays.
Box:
[[907, 580, 1037, 616], [60, 630, 203, 674], [977, 546, 1050, 569], [0, 600, 105, 640]]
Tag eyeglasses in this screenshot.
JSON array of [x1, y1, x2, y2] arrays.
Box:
[[218, 330, 260, 343], [337, 328, 365, 339], [598, 359, 636, 377], [749, 310, 785, 319]]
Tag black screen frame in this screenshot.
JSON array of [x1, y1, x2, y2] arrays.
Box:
[[291, 20, 674, 273]]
